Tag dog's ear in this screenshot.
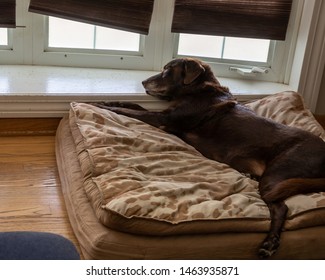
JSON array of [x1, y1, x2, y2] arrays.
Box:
[[212, 100, 237, 111], [183, 59, 205, 85]]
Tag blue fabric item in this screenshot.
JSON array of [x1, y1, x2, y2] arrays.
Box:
[[0, 231, 80, 260]]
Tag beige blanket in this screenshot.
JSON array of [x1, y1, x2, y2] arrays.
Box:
[[69, 91, 325, 235]]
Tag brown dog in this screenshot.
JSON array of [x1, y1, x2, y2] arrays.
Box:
[[93, 58, 325, 258]]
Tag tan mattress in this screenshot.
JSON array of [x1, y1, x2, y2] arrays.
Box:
[[56, 91, 325, 259]]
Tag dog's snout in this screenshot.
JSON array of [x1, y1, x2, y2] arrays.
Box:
[[142, 79, 152, 91]]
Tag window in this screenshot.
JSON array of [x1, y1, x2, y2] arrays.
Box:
[[1, 0, 301, 83], [177, 34, 271, 63], [0, 28, 8, 46], [47, 17, 141, 53], [171, 0, 296, 83]]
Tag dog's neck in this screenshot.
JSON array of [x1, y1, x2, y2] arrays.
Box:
[[182, 81, 235, 103], [168, 62, 235, 103], [190, 64, 234, 101]]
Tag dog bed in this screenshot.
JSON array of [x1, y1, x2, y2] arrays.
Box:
[[56, 91, 325, 259]]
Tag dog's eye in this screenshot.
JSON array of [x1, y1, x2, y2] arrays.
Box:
[[162, 68, 171, 78]]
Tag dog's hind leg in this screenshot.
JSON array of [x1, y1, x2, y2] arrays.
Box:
[[257, 168, 292, 258], [258, 201, 288, 258]]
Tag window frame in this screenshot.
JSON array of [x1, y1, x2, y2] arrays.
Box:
[[0, 28, 24, 64], [30, 0, 173, 71], [31, 13, 157, 70]]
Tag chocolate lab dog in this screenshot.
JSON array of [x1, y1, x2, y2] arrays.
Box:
[[93, 58, 325, 258]]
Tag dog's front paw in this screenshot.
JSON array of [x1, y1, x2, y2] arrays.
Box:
[[89, 101, 123, 107], [88, 101, 113, 109], [258, 235, 280, 259], [89, 101, 146, 111]]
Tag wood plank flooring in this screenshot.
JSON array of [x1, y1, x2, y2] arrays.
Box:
[[0, 133, 82, 257]]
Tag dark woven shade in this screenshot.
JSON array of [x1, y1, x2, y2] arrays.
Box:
[[172, 0, 293, 40], [29, 0, 154, 34], [0, 0, 16, 28]]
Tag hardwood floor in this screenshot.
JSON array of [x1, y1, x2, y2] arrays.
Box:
[[0, 126, 82, 257]]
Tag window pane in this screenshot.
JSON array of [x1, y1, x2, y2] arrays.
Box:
[[48, 17, 140, 52], [0, 28, 8, 45], [223, 37, 270, 62], [177, 34, 270, 63], [49, 17, 94, 49], [95, 26, 140, 51], [178, 34, 223, 58]]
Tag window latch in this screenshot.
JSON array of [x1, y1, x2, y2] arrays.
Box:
[[229, 66, 270, 76]]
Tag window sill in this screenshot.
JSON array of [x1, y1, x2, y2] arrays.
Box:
[[0, 65, 293, 117]]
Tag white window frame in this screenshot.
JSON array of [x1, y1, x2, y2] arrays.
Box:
[[27, 0, 177, 71], [31, 6, 159, 70]]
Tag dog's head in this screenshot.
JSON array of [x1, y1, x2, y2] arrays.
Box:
[[142, 58, 232, 101]]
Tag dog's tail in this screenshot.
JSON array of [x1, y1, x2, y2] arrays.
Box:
[[263, 178, 325, 202]]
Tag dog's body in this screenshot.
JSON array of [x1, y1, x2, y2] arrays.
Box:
[[93, 58, 325, 258]]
